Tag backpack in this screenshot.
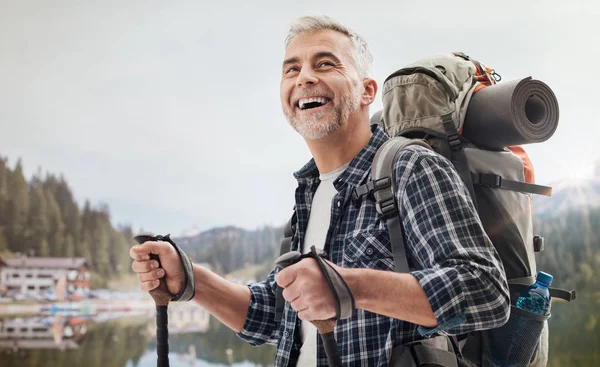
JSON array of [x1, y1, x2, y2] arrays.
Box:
[[360, 52, 576, 366]]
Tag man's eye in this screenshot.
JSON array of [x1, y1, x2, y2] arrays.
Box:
[[285, 66, 299, 74], [318, 61, 334, 68]]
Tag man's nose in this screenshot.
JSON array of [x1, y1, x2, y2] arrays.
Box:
[[296, 67, 318, 87]]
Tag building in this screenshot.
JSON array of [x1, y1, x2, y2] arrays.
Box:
[[0, 257, 91, 300], [165, 302, 210, 334], [0, 316, 88, 349]]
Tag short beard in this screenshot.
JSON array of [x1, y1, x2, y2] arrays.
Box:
[[285, 83, 363, 140]]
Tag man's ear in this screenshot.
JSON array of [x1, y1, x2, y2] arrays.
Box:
[[361, 78, 378, 107]]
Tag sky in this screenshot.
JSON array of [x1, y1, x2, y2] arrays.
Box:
[[1, 0, 599, 236]]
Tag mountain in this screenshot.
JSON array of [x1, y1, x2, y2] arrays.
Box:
[[179, 225, 203, 238], [533, 160, 600, 217], [173, 225, 283, 276]]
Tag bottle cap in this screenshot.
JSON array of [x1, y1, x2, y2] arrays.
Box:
[[536, 271, 553, 285]]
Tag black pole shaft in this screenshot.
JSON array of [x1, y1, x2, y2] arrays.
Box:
[[156, 305, 170, 367], [321, 331, 344, 367]]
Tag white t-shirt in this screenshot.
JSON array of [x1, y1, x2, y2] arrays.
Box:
[[296, 162, 349, 366]]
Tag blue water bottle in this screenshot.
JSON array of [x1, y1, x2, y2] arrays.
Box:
[[516, 271, 552, 316]]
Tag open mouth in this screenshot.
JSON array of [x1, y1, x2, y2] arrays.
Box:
[[297, 97, 331, 111]]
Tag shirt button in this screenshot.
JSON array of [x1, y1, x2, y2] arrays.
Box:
[[366, 247, 373, 255], [337, 201, 341, 207], [283, 331, 289, 338]]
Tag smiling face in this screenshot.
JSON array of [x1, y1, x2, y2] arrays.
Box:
[[280, 30, 364, 140]]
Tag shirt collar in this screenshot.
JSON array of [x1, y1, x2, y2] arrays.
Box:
[[293, 124, 389, 189]]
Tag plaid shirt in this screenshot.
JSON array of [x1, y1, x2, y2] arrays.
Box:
[[237, 124, 510, 366]]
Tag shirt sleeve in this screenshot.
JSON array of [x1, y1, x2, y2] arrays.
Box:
[[393, 146, 510, 336], [236, 266, 280, 346]]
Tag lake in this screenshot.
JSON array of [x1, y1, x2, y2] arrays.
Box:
[[0, 297, 276, 367]]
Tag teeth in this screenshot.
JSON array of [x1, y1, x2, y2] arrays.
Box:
[[299, 97, 329, 109]]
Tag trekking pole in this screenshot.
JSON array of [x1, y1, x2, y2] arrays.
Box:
[[275, 252, 344, 367], [134, 234, 172, 367]]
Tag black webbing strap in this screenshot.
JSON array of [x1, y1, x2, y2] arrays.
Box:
[[441, 114, 478, 210], [387, 214, 410, 273], [411, 344, 460, 367], [509, 278, 577, 302], [391, 343, 460, 367], [275, 212, 297, 324], [279, 212, 296, 256], [168, 238, 196, 302], [549, 288, 577, 302], [471, 173, 552, 196], [274, 246, 356, 321], [308, 246, 355, 320]]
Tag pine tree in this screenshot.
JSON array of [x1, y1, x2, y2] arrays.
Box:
[[0, 228, 8, 252], [92, 217, 111, 277], [38, 238, 49, 257], [78, 200, 94, 262], [6, 159, 29, 252], [0, 157, 8, 251], [64, 234, 75, 258], [55, 176, 81, 243], [44, 185, 65, 256], [25, 183, 49, 255]]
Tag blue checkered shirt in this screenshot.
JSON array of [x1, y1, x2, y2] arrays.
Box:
[[236, 124, 510, 366]]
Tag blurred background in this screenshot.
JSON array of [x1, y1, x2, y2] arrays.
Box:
[[0, 1, 598, 366]]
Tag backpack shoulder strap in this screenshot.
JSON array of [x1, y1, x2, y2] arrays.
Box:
[[275, 210, 297, 324], [280, 210, 296, 256], [441, 114, 479, 209], [354, 136, 432, 273]]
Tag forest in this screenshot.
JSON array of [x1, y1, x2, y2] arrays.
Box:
[[0, 157, 134, 285]]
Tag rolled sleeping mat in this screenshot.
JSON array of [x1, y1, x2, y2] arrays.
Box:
[[462, 77, 559, 150]]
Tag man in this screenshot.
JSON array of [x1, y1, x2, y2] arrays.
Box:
[[130, 15, 510, 366]]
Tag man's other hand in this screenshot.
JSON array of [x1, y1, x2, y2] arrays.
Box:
[[130, 241, 185, 296]]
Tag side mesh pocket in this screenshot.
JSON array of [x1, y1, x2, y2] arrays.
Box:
[[481, 305, 548, 366]]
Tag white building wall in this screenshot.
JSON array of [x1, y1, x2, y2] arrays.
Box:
[[0, 267, 67, 294]]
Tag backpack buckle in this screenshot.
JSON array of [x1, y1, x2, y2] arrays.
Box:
[[447, 133, 461, 151], [353, 177, 392, 208], [479, 173, 502, 188], [533, 235, 544, 252], [374, 177, 391, 190], [376, 197, 397, 216]]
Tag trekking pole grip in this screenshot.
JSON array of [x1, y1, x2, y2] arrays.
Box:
[[275, 252, 344, 367], [133, 234, 172, 306]]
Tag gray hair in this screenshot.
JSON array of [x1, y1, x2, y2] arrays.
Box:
[[284, 15, 373, 79]]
